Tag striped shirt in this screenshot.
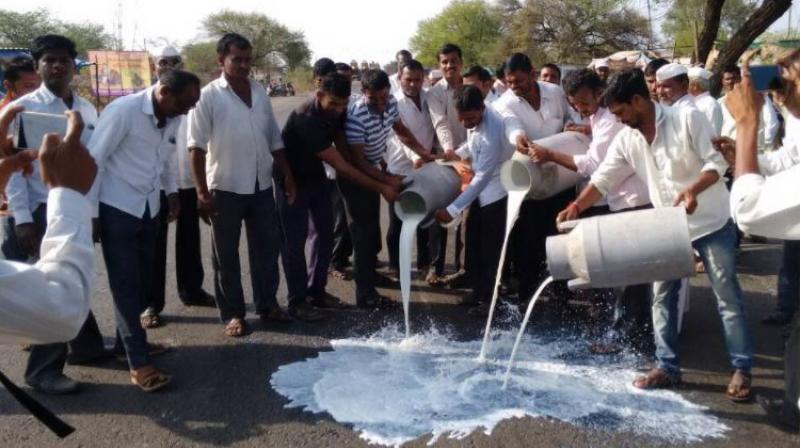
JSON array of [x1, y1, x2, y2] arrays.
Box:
[[345, 95, 400, 165]]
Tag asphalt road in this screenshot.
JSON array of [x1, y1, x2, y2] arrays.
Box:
[[0, 95, 797, 447]]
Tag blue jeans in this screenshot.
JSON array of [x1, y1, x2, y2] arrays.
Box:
[[651, 220, 753, 376], [99, 203, 158, 370]]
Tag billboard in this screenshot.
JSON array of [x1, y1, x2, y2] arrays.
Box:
[[87, 50, 152, 97]]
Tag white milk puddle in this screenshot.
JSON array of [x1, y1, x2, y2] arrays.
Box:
[[271, 326, 728, 446]]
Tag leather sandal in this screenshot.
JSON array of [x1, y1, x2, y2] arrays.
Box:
[[727, 370, 753, 403], [130, 365, 171, 392]]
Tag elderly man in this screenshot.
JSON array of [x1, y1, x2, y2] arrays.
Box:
[[723, 50, 800, 432], [559, 70, 753, 402], [688, 67, 723, 135], [655, 63, 696, 110]]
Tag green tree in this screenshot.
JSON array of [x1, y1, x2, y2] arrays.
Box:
[[201, 10, 310, 71], [494, 0, 649, 66], [661, 0, 758, 60], [0, 8, 113, 57], [183, 41, 220, 84], [409, 0, 503, 67]]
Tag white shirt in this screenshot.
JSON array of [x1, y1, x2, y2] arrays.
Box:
[[427, 78, 468, 151], [174, 116, 194, 189], [591, 103, 730, 241], [493, 81, 571, 146], [720, 93, 779, 150], [5, 86, 98, 224], [485, 90, 500, 106], [385, 90, 435, 176], [493, 79, 508, 97], [572, 107, 650, 211], [187, 75, 284, 194], [693, 92, 723, 135], [672, 93, 697, 112], [0, 188, 93, 345], [731, 167, 800, 240], [88, 85, 178, 218], [446, 107, 515, 216], [389, 73, 402, 94]]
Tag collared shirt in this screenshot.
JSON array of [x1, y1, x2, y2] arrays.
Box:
[[5, 85, 97, 224], [345, 94, 400, 165], [446, 107, 515, 216], [731, 167, 800, 240], [283, 96, 344, 187], [427, 77, 468, 151], [88, 85, 178, 218], [720, 93, 779, 150], [0, 188, 93, 345], [493, 81, 571, 145], [174, 116, 194, 189], [485, 90, 500, 107], [693, 92, 723, 135], [385, 90, 435, 176], [187, 75, 284, 194], [672, 93, 697, 112], [591, 103, 730, 241], [572, 107, 650, 211], [493, 79, 508, 97]]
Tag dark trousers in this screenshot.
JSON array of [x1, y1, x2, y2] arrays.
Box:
[[338, 177, 380, 302], [2, 203, 46, 261], [465, 197, 507, 300], [277, 181, 333, 307], [146, 189, 207, 313], [512, 189, 575, 301], [99, 203, 158, 369], [386, 203, 448, 275], [210, 188, 280, 321], [777, 240, 800, 317], [785, 312, 800, 420], [330, 180, 352, 270], [25, 313, 106, 383]]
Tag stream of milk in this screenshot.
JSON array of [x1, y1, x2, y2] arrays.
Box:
[[398, 215, 424, 338], [503, 276, 554, 388]]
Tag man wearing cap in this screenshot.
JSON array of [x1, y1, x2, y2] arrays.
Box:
[[594, 59, 610, 82], [655, 63, 697, 111], [688, 67, 723, 135]]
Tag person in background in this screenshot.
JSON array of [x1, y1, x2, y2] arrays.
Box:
[[141, 46, 215, 331], [594, 59, 610, 83], [722, 49, 800, 432], [559, 69, 753, 403], [539, 63, 561, 85], [463, 64, 498, 105], [389, 50, 412, 94], [1, 56, 40, 109], [90, 69, 200, 392], [5, 35, 108, 395], [428, 69, 443, 87], [493, 62, 508, 97], [0, 107, 97, 346], [385, 59, 447, 286], [643, 58, 669, 100], [688, 66, 723, 135], [435, 85, 514, 313], [719, 64, 779, 151], [188, 33, 294, 337]]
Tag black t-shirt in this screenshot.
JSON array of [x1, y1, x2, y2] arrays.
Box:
[[281, 97, 344, 187]]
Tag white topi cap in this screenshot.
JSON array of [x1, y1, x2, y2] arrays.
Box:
[[656, 63, 688, 82], [687, 66, 713, 81], [158, 46, 181, 59], [595, 58, 609, 69]]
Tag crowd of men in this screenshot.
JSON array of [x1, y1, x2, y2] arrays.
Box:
[[0, 31, 798, 434]]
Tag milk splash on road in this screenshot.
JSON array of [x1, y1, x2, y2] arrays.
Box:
[[271, 325, 728, 447]]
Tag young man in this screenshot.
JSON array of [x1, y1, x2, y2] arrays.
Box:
[[342, 68, 432, 308], [538, 63, 561, 85], [493, 52, 572, 308], [643, 58, 669, 100], [0, 56, 40, 109], [435, 85, 514, 311], [528, 68, 651, 351], [5, 35, 107, 395], [141, 46, 215, 330], [688, 66, 723, 135], [385, 60, 447, 286], [90, 69, 201, 392], [188, 33, 294, 336], [719, 64, 779, 151], [493, 62, 508, 97], [558, 70, 754, 402], [463, 64, 498, 105], [428, 44, 469, 286], [278, 72, 398, 319], [389, 50, 412, 94]]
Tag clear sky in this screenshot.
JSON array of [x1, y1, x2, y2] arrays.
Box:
[[13, 0, 799, 65]]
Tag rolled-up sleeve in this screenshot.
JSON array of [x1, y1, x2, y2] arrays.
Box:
[[590, 137, 635, 196], [427, 86, 454, 151], [187, 93, 212, 152], [730, 169, 800, 240], [6, 171, 33, 224], [758, 142, 800, 176], [688, 109, 729, 176]]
